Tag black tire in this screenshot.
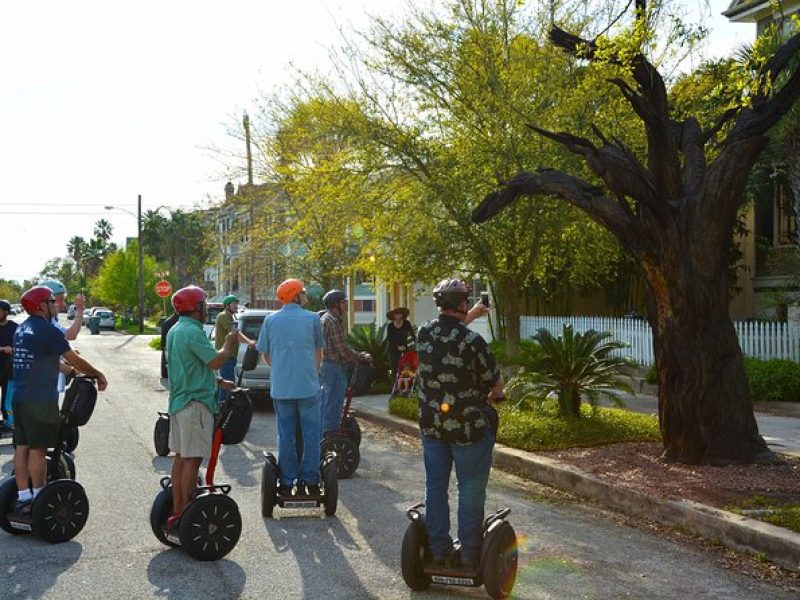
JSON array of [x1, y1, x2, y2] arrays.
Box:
[[343, 414, 362, 446], [150, 487, 179, 547], [322, 435, 360, 479], [0, 478, 26, 536], [400, 522, 431, 591], [261, 459, 277, 518], [154, 415, 170, 457], [62, 426, 79, 453], [322, 457, 338, 517], [179, 494, 242, 561], [32, 480, 89, 543], [62, 453, 77, 480], [45, 454, 73, 481], [482, 522, 518, 599]]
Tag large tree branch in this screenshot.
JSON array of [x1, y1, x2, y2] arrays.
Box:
[[472, 170, 640, 251], [549, 25, 682, 201], [528, 124, 665, 218]]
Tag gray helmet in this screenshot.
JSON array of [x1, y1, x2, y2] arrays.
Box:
[[323, 289, 347, 308], [0, 300, 10, 312], [433, 279, 470, 310]]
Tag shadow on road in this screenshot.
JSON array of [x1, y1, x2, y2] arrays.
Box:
[[3, 540, 82, 598], [147, 550, 246, 598]]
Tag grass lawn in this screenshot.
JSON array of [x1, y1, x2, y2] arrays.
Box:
[[388, 396, 660, 452], [115, 318, 160, 335], [726, 496, 800, 534]]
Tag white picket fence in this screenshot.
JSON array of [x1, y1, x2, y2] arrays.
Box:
[[519, 316, 800, 366]]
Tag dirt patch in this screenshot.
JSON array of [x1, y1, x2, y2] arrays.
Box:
[[543, 441, 800, 508]]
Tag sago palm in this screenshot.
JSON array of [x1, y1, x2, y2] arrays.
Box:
[[508, 324, 634, 418]]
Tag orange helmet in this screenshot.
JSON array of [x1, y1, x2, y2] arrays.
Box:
[[276, 279, 305, 304]]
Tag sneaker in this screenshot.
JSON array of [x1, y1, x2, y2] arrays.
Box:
[[165, 512, 181, 533], [278, 485, 294, 498], [14, 499, 33, 518], [305, 483, 321, 497]]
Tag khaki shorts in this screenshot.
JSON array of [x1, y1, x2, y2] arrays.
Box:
[[169, 401, 214, 458]]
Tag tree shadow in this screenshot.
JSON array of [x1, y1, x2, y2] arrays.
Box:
[[147, 549, 246, 599], [1, 539, 82, 599]]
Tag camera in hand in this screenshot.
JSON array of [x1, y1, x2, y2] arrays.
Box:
[[480, 292, 490, 307]]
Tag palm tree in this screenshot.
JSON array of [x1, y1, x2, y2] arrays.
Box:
[[507, 325, 634, 418], [93, 219, 114, 243]]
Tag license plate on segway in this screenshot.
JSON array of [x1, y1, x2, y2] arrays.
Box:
[[430, 575, 476, 586], [280, 499, 320, 510]]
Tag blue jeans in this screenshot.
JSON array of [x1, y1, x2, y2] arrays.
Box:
[[273, 395, 321, 486], [320, 361, 348, 435], [218, 357, 237, 404], [422, 431, 495, 563]]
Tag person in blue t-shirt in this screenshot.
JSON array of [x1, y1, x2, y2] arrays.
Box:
[[256, 278, 324, 497], [11, 286, 108, 518]]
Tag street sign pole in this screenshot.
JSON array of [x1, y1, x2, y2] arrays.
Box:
[[138, 194, 144, 334]]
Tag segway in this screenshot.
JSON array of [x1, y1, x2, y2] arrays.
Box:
[[150, 347, 257, 561], [260, 450, 338, 518], [401, 503, 518, 600], [320, 363, 366, 479], [0, 376, 97, 543]]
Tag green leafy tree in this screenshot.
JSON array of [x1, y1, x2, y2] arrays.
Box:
[[88, 241, 162, 312], [474, 3, 800, 464]]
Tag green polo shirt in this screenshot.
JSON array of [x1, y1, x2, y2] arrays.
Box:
[[214, 310, 235, 350], [167, 316, 220, 415]]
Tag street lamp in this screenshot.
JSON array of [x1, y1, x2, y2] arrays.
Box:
[[105, 195, 144, 334]]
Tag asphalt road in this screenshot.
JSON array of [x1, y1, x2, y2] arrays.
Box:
[[0, 327, 796, 599]]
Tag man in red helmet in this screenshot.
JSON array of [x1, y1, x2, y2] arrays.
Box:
[[11, 286, 107, 517], [164, 285, 239, 532]]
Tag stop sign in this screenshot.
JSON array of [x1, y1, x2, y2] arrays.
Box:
[[155, 280, 172, 298]]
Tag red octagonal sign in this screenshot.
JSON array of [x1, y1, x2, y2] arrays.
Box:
[[155, 280, 172, 298]]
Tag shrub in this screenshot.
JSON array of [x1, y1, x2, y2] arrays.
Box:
[[507, 325, 634, 417], [645, 364, 657, 384], [388, 396, 660, 451], [148, 337, 161, 350], [744, 357, 800, 402], [348, 324, 390, 384], [488, 338, 544, 370]]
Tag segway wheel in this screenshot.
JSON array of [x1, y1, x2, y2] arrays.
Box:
[[261, 458, 278, 518], [0, 478, 27, 536], [322, 434, 360, 479], [62, 453, 77, 480], [154, 415, 170, 457], [343, 414, 362, 446], [32, 480, 89, 544], [482, 522, 518, 600], [179, 493, 242, 561], [401, 521, 431, 591], [322, 456, 338, 517], [150, 487, 179, 547], [62, 425, 79, 453]]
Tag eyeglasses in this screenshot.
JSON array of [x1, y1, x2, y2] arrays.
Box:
[[46, 299, 56, 304]]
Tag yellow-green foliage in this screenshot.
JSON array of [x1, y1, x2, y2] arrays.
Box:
[[388, 396, 660, 451]]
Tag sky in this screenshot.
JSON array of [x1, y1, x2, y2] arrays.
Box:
[[0, 1, 756, 286]]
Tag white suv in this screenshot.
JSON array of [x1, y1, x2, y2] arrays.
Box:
[[234, 309, 276, 401]]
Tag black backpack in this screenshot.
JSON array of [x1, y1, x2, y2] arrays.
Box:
[[218, 390, 253, 445], [61, 377, 97, 426]]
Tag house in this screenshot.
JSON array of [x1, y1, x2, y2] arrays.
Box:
[[725, 1, 800, 321]]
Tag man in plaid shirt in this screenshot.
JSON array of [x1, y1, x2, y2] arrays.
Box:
[[319, 289, 370, 436]]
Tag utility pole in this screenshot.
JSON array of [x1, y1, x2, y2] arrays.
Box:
[[138, 194, 144, 334], [244, 112, 253, 186]]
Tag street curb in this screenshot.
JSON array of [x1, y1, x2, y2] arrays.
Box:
[[354, 402, 800, 572]]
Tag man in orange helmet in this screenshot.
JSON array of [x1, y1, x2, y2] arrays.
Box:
[[256, 279, 324, 496]]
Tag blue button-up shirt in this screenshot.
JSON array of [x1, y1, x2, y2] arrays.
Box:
[[256, 303, 323, 400]]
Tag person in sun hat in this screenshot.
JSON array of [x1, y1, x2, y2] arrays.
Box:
[[385, 306, 415, 383]]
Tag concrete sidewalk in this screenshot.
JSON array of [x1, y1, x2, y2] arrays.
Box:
[[352, 393, 800, 573]]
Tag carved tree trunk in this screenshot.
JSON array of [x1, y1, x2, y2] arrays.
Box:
[[473, 27, 800, 465]]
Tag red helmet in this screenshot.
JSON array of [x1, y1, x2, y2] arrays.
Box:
[[172, 285, 207, 314], [276, 279, 305, 304], [21, 286, 55, 314]]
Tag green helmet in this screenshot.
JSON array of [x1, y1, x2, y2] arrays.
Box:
[[223, 295, 239, 307]]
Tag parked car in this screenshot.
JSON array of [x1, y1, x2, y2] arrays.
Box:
[[234, 309, 276, 401], [93, 310, 115, 329], [10, 304, 22, 315], [67, 304, 77, 319], [203, 303, 224, 339]]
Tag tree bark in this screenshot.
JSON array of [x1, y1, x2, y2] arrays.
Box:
[[500, 275, 522, 357]]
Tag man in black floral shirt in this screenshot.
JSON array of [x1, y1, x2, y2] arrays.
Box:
[[416, 279, 504, 570]]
